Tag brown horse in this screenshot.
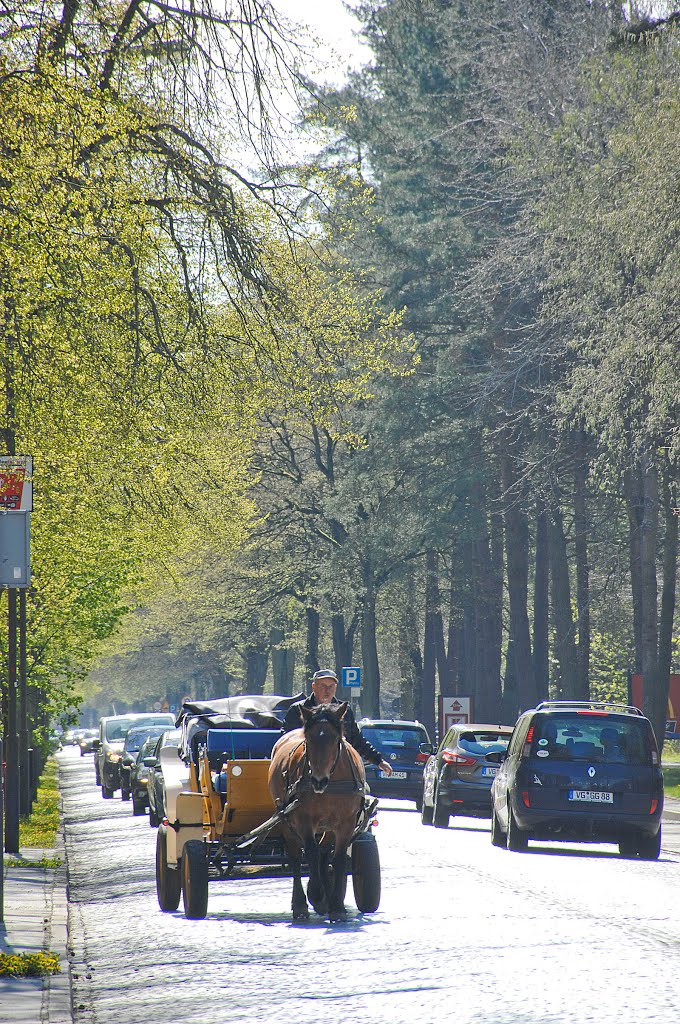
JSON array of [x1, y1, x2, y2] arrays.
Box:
[[268, 702, 367, 922]]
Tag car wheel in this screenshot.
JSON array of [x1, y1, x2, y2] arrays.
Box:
[[156, 824, 181, 912], [182, 840, 209, 919], [351, 833, 381, 913], [95, 766, 101, 786], [618, 836, 637, 858], [421, 798, 434, 826], [415, 796, 423, 813], [433, 789, 449, 829], [636, 829, 661, 861], [121, 788, 131, 802], [491, 806, 505, 848], [101, 783, 114, 799], [149, 803, 158, 828], [506, 804, 528, 852], [132, 795, 146, 816]]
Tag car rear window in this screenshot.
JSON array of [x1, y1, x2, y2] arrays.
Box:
[[104, 720, 130, 741], [530, 714, 651, 764], [360, 726, 428, 749], [458, 731, 511, 755]]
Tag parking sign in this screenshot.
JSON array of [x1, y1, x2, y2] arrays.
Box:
[[342, 666, 361, 692]]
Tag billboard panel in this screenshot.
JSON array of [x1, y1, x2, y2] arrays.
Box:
[[0, 456, 33, 511]]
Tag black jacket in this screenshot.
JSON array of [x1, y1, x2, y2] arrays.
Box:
[[281, 694, 384, 766]]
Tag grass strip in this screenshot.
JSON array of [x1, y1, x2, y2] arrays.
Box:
[[19, 758, 59, 848], [663, 763, 680, 799]]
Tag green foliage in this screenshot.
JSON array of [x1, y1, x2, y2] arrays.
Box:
[[19, 759, 59, 848], [0, 952, 60, 978]]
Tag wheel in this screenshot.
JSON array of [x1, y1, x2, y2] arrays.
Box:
[[149, 802, 158, 827], [491, 806, 505, 848], [433, 788, 449, 829], [101, 783, 114, 799], [421, 798, 434, 826], [182, 840, 209, 919], [506, 804, 528, 852], [121, 788, 131, 802], [415, 797, 423, 813], [156, 824, 181, 912], [351, 833, 381, 913], [95, 765, 101, 786], [132, 795, 145, 816], [636, 829, 661, 861]]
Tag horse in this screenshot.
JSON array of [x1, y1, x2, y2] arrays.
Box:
[[268, 701, 367, 922]]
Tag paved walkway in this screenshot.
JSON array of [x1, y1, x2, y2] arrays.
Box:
[[0, 778, 678, 1024]]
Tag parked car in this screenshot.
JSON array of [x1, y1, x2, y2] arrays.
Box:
[[421, 723, 513, 828], [128, 736, 162, 816], [146, 729, 182, 826], [120, 725, 172, 801], [95, 713, 175, 799], [490, 700, 663, 858], [358, 719, 432, 808], [77, 728, 99, 756]]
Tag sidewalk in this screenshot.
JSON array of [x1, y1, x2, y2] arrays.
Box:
[[0, 836, 71, 1024]]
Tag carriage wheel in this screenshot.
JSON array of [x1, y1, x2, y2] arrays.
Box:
[[182, 840, 209, 919], [351, 833, 381, 913], [156, 824, 181, 912]]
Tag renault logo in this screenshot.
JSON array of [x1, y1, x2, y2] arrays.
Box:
[[588, 766, 596, 778], [390, 753, 397, 761]]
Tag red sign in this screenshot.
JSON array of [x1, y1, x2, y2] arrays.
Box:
[[631, 674, 680, 735], [0, 456, 33, 511]]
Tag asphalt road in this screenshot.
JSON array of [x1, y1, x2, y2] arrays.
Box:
[[59, 748, 680, 1024]]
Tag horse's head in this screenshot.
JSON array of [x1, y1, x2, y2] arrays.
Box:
[[300, 702, 348, 794]]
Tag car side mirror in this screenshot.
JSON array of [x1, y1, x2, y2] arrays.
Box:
[[143, 756, 158, 768], [419, 742, 434, 756], [92, 739, 100, 749]]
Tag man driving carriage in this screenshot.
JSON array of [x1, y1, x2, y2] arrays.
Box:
[[282, 669, 393, 778]]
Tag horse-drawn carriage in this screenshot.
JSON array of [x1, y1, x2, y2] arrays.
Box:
[[155, 693, 382, 921]]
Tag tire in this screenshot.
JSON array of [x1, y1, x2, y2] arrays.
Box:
[[95, 765, 101, 786], [182, 840, 209, 920], [636, 829, 661, 861], [415, 797, 423, 813], [101, 783, 114, 800], [618, 836, 637, 858], [132, 795, 145, 816], [121, 788, 131, 802], [491, 806, 505, 848], [149, 803, 158, 828], [351, 834, 381, 913], [506, 804, 528, 852], [156, 824, 181, 912], [433, 789, 449, 829], [421, 799, 434, 826]]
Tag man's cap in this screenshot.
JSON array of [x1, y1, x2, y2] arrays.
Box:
[[312, 669, 338, 683]]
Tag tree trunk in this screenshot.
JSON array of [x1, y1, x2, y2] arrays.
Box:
[[640, 455, 662, 744], [245, 646, 268, 694], [549, 505, 579, 699], [360, 563, 380, 718], [444, 547, 461, 696], [573, 433, 590, 701], [398, 573, 423, 723], [624, 466, 644, 673], [658, 466, 678, 749], [532, 500, 550, 701], [332, 610, 357, 682], [270, 626, 296, 696], [421, 551, 441, 737], [501, 450, 535, 712], [305, 607, 320, 683], [471, 480, 503, 721]]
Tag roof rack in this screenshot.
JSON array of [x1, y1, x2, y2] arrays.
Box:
[[535, 700, 644, 717]]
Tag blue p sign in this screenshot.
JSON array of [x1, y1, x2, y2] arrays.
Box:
[[342, 666, 361, 689]]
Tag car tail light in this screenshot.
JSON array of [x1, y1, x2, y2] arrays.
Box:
[[416, 752, 429, 763], [521, 791, 531, 807], [577, 710, 609, 715], [522, 726, 534, 759], [441, 750, 476, 766], [650, 799, 658, 815]]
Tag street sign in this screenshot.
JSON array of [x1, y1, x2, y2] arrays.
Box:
[[342, 666, 361, 690], [439, 695, 472, 734], [0, 456, 33, 511], [0, 513, 31, 588]]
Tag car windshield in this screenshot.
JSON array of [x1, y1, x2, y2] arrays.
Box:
[[361, 726, 428, 749], [458, 731, 510, 755], [530, 714, 651, 764], [104, 721, 130, 741], [125, 728, 167, 753]]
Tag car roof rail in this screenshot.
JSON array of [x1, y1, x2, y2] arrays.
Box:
[[534, 700, 644, 717]]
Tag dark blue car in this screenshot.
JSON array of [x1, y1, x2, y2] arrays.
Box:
[[491, 701, 663, 858], [359, 719, 431, 809]]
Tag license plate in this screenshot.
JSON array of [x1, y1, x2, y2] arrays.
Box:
[[568, 790, 613, 803], [482, 766, 498, 778], [379, 770, 407, 779]]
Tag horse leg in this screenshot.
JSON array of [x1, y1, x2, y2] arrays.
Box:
[[288, 846, 309, 921], [328, 839, 351, 923], [304, 835, 328, 917]]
